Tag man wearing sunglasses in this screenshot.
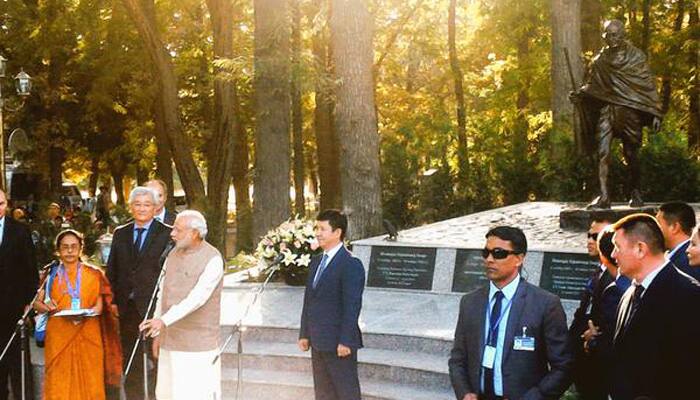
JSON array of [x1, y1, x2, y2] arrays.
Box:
[[569, 218, 613, 400], [449, 226, 573, 400]]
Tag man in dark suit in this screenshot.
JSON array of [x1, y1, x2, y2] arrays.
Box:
[[609, 213, 700, 400], [581, 226, 631, 399], [0, 189, 37, 400], [655, 201, 696, 278], [298, 209, 365, 400], [569, 218, 612, 400], [449, 226, 573, 400], [107, 186, 172, 399], [146, 179, 177, 225]]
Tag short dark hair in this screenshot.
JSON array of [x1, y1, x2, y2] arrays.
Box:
[[485, 226, 527, 254], [55, 229, 84, 249], [316, 209, 348, 240], [597, 226, 617, 267], [612, 213, 665, 254], [658, 201, 696, 236]]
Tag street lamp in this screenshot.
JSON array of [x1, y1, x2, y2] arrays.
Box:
[[0, 55, 32, 190], [15, 70, 32, 97]]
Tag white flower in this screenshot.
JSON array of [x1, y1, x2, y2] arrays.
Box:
[[262, 246, 277, 259], [297, 254, 311, 267], [281, 249, 297, 266]]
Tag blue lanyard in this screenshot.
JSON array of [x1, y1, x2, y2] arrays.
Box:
[[485, 294, 514, 344], [58, 263, 82, 300]]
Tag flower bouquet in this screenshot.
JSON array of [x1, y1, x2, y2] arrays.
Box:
[[255, 217, 319, 285]]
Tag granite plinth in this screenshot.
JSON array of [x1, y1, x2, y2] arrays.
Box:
[[559, 204, 658, 231]]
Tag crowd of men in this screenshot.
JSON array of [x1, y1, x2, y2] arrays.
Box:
[[449, 201, 700, 400], [1, 179, 699, 400]]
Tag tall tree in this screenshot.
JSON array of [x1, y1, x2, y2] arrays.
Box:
[[581, 0, 602, 54], [252, 0, 291, 240], [121, 0, 207, 208], [448, 0, 469, 191], [291, 0, 306, 217], [551, 0, 584, 151], [330, 0, 383, 240], [689, 5, 700, 149], [311, 0, 342, 211], [204, 0, 244, 253], [660, 0, 686, 114]]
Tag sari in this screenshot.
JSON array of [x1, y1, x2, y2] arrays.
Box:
[[43, 263, 121, 400]]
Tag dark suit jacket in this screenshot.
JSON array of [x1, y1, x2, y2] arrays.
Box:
[[611, 263, 700, 400], [162, 209, 177, 226], [0, 217, 38, 329], [669, 240, 698, 280], [449, 278, 573, 400], [299, 246, 365, 352], [106, 219, 172, 317], [585, 274, 630, 395], [568, 268, 613, 395]]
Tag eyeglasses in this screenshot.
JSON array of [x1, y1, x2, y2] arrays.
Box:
[[587, 232, 599, 240], [481, 247, 519, 260], [59, 244, 80, 251]]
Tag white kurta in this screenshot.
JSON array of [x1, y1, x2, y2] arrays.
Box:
[[154, 255, 224, 400]]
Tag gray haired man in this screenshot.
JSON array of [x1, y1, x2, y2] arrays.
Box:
[[106, 186, 173, 399], [140, 210, 224, 400]]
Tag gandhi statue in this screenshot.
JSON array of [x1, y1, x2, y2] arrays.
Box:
[[571, 19, 662, 209]]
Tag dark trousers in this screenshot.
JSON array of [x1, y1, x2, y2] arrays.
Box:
[[311, 349, 361, 400], [0, 323, 33, 400], [120, 300, 156, 400]]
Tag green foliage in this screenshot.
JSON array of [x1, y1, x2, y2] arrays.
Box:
[[2, 0, 699, 232]]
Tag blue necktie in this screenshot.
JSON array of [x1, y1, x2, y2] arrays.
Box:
[[134, 228, 146, 253], [484, 290, 504, 396], [312, 254, 329, 288]]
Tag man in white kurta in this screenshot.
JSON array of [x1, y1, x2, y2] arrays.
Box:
[[140, 210, 224, 400]]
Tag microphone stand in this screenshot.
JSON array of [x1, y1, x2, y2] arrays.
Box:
[[0, 260, 58, 400], [212, 257, 283, 400], [123, 241, 174, 400]]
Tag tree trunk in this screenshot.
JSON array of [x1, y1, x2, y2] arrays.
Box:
[[641, 0, 652, 54], [88, 155, 100, 197], [291, 0, 306, 217], [330, 0, 383, 240], [448, 0, 469, 189], [312, 0, 342, 211], [551, 0, 584, 151], [205, 0, 241, 254], [580, 0, 602, 54], [111, 167, 126, 207], [252, 0, 291, 241], [153, 94, 176, 210], [49, 147, 65, 201], [689, 6, 700, 150], [661, 0, 685, 114], [232, 129, 253, 252], [121, 0, 207, 209]]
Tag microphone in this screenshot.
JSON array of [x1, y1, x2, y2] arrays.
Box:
[[267, 253, 286, 271], [41, 260, 60, 272], [159, 240, 176, 266]]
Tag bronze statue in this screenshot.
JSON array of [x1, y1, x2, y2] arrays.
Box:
[[571, 19, 662, 209]]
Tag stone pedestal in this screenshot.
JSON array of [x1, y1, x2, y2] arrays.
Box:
[[558, 204, 658, 231]]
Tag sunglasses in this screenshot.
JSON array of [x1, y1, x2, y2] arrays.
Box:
[[587, 232, 599, 240], [481, 247, 519, 260]]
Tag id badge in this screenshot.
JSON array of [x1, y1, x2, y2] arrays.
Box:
[[514, 336, 535, 351], [71, 298, 81, 310], [482, 345, 496, 368]]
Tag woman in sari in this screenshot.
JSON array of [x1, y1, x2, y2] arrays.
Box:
[[33, 229, 121, 400]]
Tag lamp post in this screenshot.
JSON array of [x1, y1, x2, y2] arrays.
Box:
[[0, 55, 32, 190]]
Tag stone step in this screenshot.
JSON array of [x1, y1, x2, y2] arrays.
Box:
[[221, 367, 454, 400], [222, 325, 453, 357], [221, 341, 450, 389]]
